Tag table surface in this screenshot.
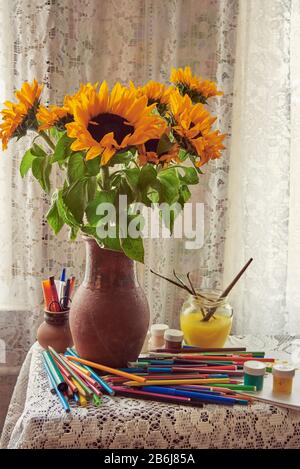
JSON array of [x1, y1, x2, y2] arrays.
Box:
[[1, 336, 300, 449]]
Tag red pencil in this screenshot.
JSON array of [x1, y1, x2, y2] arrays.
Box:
[[49, 276, 61, 312]]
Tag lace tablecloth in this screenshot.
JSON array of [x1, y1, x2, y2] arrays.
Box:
[[1, 336, 300, 449]]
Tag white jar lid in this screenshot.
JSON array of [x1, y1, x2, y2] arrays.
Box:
[[150, 324, 169, 337], [272, 364, 295, 378], [244, 360, 266, 376], [164, 329, 184, 343]]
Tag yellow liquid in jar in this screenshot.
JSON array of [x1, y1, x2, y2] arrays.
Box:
[[180, 312, 232, 348]]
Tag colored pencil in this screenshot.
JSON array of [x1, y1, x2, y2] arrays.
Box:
[[71, 377, 86, 397], [42, 280, 53, 311], [42, 350, 67, 392], [112, 386, 204, 407], [93, 394, 102, 406], [66, 360, 99, 386], [66, 348, 115, 396], [62, 278, 71, 310], [55, 360, 72, 380], [154, 347, 248, 353], [43, 360, 70, 412], [177, 355, 274, 363], [197, 383, 257, 391], [73, 392, 80, 405], [48, 347, 93, 397], [106, 373, 229, 383], [65, 355, 146, 383], [140, 386, 248, 406], [49, 276, 61, 311], [123, 378, 230, 387], [79, 393, 87, 407]]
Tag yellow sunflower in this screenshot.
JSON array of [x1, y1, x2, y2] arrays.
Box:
[[131, 80, 173, 111], [37, 105, 70, 131], [138, 140, 179, 166], [170, 66, 223, 103], [66, 81, 167, 165], [197, 131, 226, 167], [169, 90, 225, 165], [37, 83, 98, 132], [0, 79, 42, 150]]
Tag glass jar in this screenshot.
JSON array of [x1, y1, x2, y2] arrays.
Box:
[[180, 289, 233, 348]]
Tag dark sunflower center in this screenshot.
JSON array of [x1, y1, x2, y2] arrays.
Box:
[[87, 113, 134, 145], [145, 138, 159, 153]]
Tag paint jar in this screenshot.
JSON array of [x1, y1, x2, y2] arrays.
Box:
[[244, 360, 266, 391], [164, 329, 184, 351], [148, 324, 169, 350], [180, 289, 233, 347], [272, 364, 295, 395]]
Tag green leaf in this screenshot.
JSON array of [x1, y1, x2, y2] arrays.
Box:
[[178, 149, 188, 161], [179, 167, 199, 185], [52, 132, 73, 163], [147, 187, 160, 203], [109, 150, 134, 166], [67, 152, 87, 183], [102, 234, 122, 252], [20, 150, 36, 177], [69, 226, 79, 241], [85, 190, 116, 226], [86, 177, 97, 201], [31, 156, 51, 193], [120, 235, 144, 263], [157, 133, 174, 156], [57, 189, 79, 227], [31, 143, 47, 158], [64, 179, 88, 223], [157, 168, 180, 204], [125, 168, 140, 191], [86, 157, 100, 176], [46, 198, 64, 235], [178, 184, 191, 206], [138, 164, 157, 188], [160, 202, 182, 233]]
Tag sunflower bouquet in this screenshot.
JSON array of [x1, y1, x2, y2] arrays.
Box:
[[0, 67, 225, 262]]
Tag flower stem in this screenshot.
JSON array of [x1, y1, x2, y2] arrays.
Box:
[[39, 131, 56, 151]]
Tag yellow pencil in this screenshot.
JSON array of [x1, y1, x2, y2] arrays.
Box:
[[65, 355, 146, 383], [68, 361, 90, 376], [79, 393, 87, 407], [123, 378, 230, 387], [71, 377, 86, 397]]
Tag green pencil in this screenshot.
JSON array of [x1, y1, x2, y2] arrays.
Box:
[[48, 347, 93, 397], [42, 350, 67, 392], [202, 383, 257, 391]]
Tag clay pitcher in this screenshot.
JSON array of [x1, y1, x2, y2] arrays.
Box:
[[69, 237, 150, 367]]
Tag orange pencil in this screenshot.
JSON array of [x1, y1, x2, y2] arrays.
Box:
[[65, 355, 146, 383], [42, 280, 53, 310]]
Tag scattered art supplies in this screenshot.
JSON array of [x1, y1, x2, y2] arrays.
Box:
[[43, 344, 300, 413], [42, 268, 75, 312], [43, 340, 300, 412]]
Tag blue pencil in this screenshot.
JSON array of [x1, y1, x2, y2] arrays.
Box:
[[43, 359, 70, 413], [60, 268, 66, 282], [140, 386, 248, 406], [66, 348, 115, 396]]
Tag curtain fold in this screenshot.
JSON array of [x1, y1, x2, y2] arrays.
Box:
[[224, 0, 300, 335]]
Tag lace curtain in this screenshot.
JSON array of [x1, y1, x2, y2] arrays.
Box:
[[224, 0, 300, 335], [0, 0, 238, 367]]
